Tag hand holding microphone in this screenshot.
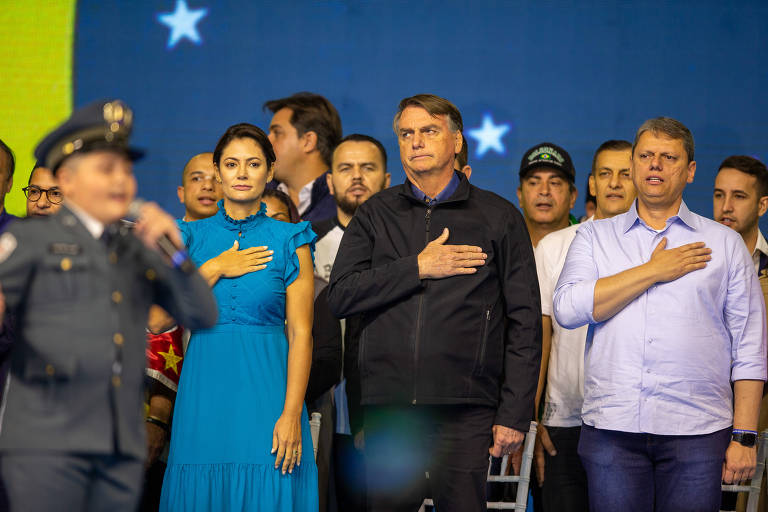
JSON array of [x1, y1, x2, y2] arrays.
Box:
[[130, 199, 195, 273]]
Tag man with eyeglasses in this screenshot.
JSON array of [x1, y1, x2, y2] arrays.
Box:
[[23, 164, 62, 217]]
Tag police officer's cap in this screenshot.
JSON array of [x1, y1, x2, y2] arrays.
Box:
[[34, 99, 143, 173]]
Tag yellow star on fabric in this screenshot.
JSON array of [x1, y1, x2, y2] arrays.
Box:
[[158, 343, 183, 375]]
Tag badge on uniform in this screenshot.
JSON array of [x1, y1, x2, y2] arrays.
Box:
[[49, 242, 82, 256], [0, 232, 17, 264]]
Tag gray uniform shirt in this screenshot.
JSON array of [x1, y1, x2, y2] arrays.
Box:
[[0, 205, 217, 459]]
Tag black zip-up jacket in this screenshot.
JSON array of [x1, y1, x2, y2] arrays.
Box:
[[327, 173, 541, 432]]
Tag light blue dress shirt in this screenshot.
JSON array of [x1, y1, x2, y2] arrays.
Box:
[[554, 200, 767, 435]]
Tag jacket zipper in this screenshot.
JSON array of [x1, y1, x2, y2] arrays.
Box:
[[413, 206, 432, 405], [475, 308, 491, 375]]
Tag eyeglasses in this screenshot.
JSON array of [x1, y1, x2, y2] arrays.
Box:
[[22, 186, 63, 204]]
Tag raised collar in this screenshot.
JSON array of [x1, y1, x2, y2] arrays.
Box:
[[409, 171, 461, 206], [214, 199, 267, 232], [400, 171, 469, 206]]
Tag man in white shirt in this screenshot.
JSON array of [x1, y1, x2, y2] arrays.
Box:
[[533, 140, 635, 511], [517, 142, 578, 247], [713, 154, 768, 512], [313, 134, 391, 290], [312, 134, 390, 511], [713, 155, 768, 274]]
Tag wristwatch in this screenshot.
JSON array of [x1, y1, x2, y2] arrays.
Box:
[[731, 431, 757, 448]]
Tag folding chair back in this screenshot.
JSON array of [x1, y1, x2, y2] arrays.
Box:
[[420, 421, 538, 511], [310, 411, 322, 461]]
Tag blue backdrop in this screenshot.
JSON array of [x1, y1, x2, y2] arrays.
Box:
[[74, 0, 768, 224]]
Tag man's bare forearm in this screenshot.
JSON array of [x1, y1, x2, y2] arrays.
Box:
[[733, 379, 763, 431]]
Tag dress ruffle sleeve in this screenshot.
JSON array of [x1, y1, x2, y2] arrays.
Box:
[[284, 221, 317, 287]]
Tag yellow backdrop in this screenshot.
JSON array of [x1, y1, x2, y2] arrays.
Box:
[[0, 0, 76, 216]]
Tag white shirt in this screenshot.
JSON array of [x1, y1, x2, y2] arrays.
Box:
[[278, 180, 314, 216], [534, 220, 590, 427], [752, 230, 768, 274], [314, 225, 344, 285], [64, 200, 105, 239]]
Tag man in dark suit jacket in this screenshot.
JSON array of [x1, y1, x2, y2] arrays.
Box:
[[0, 99, 217, 512]]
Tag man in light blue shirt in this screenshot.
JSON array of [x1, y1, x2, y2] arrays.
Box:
[[554, 117, 766, 511]]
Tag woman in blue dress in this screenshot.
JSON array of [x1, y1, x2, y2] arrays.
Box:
[[160, 123, 319, 511]]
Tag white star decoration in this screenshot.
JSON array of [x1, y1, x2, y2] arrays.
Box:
[[468, 113, 511, 158], [157, 0, 208, 49]]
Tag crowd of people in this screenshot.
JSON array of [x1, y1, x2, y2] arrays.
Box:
[[0, 91, 764, 512]]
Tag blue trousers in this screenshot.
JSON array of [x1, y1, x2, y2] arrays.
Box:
[[578, 423, 730, 512]]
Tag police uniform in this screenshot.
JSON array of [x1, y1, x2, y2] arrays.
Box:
[[0, 100, 218, 512]]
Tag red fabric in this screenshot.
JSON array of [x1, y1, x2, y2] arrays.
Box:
[[146, 326, 184, 391]]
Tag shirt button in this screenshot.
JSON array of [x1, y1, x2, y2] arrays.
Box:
[[648, 338, 653, 344], [45, 364, 55, 376], [646, 369, 651, 373], [112, 375, 121, 387], [111, 291, 123, 304], [113, 333, 124, 346], [145, 268, 156, 281], [109, 252, 118, 264]]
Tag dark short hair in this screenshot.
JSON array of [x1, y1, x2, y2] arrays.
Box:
[[456, 136, 469, 169], [632, 117, 695, 162], [718, 155, 768, 198], [262, 188, 300, 223], [332, 133, 387, 170], [591, 140, 632, 176], [213, 123, 275, 169], [393, 94, 463, 134], [263, 92, 342, 169], [29, 161, 46, 185], [0, 138, 15, 177]]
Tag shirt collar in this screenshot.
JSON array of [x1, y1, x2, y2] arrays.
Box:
[[63, 200, 105, 239], [409, 171, 461, 206], [277, 178, 317, 216], [622, 199, 696, 233], [752, 230, 768, 274], [754, 230, 768, 258]]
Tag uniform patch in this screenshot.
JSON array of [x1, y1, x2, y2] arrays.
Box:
[[49, 242, 82, 256], [0, 232, 17, 264]]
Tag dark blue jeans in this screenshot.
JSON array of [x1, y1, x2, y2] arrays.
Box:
[[578, 423, 731, 512]]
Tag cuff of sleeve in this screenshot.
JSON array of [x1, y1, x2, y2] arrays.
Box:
[[405, 254, 426, 289], [732, 365, 768, 382], [493, 412, 532, 433], [554, 279, 597, 328]]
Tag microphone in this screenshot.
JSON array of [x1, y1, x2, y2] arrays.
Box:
[[127, 199, 196, 274]]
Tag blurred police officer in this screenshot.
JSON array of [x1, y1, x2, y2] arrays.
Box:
[[0, 99, 218, 512]]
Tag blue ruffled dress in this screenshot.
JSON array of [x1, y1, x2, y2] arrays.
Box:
[[160, 202, 319, 511]]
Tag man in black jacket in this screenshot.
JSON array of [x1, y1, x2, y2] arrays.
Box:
[[328, 94, 541, 512]]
